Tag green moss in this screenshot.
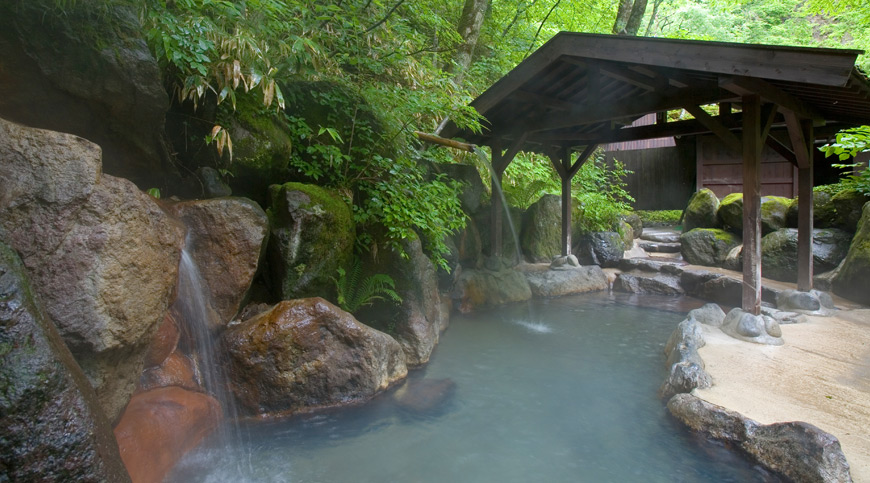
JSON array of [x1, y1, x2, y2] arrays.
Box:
[[268, 182, 355, 300], [710, 228, 736, 242], [634, 210, 682, 224], [721, 193, 742, 205], [270, 182, 352, 227], [761, 196, 791, 212]]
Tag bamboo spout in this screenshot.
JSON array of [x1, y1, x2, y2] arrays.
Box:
[[414, 131, 476, 152]]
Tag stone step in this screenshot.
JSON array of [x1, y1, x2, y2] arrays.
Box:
[[640, 232, 681, 243], [639, 241, 681, 253]]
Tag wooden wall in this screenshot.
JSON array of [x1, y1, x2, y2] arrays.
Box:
[[696, 134, 796, 198], [604, 137, 696, 210]]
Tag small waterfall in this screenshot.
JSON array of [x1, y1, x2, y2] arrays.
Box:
[[172, 238, 250, 471], [472, 146, 523, 263]]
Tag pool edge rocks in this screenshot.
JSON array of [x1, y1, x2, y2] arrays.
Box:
[[662, 309, 854, 483]]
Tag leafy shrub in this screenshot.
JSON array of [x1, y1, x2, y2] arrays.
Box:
[[572, 153, 634, 234], [500, 149, 634, 234], [819, 125, 870, 196]]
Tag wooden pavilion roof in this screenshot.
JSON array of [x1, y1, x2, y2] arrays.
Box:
[[443, 32, 870, 154]]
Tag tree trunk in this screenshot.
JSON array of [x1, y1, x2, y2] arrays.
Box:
[[451, 0, 490, 79], [611, 0, 634, 34], [625, 0, 649, 35]]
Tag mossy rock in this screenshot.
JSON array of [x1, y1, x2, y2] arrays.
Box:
[[683, 189, 720, 232], [761, 228, 852, 283], [680, 228, 742, 267], [831, 189, 870, 232], [617, 219, 634, 248], [833, 201, 870, 305], [621, 212, 643, 238], [224, 93, 294, 205], [520, 194, 562, 263], [573, 231, 625, 267], [717, 193, 743, 233], [785, 191, 838, 229], [759, 196, 790, 234], [717, 193, 793, 235], [281, 79, 398, 161], [267, 182, 354, 301]]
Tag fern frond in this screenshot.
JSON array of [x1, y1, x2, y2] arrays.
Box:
[[333, 258, 402, 313]]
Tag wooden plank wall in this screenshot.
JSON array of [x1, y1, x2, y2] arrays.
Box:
[[604, 137, 696, 210], [696, 134, 796, 198]]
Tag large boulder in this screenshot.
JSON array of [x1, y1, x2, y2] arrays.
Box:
[[114, 387, 221, 483], [831, 189, 870, 232], [360, 235, 446, 366], [717, 193, 791, 235], [760, 196, 791, 234], [521, 194, 562, 263], [832, 201, 870, 305], [761, 228, 852, 283], [785, 191, 838, 229], [451, 268, 532, 313], [683, 188, 720, 232], [622, 212, 643, 238], [0, 243, 130, 482], [613, 272, 684, 296], [0, 118, 184, 420], [267, 182, 354, 301], [0, 2, 170, 188], [717, 193, 744, 232], [222, 298, 407, 415], [523, 266, 608, 297], [221, 100, 294, 205], [680, 228, 742, 267], [169, 197, 269, 328], [573, 231, 625, 267]]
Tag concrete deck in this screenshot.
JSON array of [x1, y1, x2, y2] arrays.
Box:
[[695, 308, 870, 481]]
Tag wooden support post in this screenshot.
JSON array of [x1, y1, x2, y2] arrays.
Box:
[[549, 144, 597, 258], [796, 119, 814, 291], [742, 95, 763, 315]]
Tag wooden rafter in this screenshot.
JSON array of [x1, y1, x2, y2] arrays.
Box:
[[531, 86, 731, 133]]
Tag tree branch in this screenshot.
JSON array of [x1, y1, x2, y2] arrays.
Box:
[[524, 0, 561, 59], [365, 0, 406, 33]]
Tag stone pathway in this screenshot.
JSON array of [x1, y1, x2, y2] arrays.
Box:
[[695, 309, 870, 482]]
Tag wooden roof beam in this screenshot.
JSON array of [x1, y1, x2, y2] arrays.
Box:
[[529, 86, 735, 133], [719, 76, 825, 124], [766, 134, 798, 166], [684, 104, 742, 154], [598, 64, 665, 92], [513, 90, 572, 111]]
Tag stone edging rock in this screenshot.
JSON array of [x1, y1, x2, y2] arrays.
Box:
[[658, 315, 711, 400], [660, 308, 853, 482], [668, 394, 852, 482]]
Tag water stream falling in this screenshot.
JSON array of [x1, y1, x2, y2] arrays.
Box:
[[473, 146, 523, 263], [173, 239, 250, 469]]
